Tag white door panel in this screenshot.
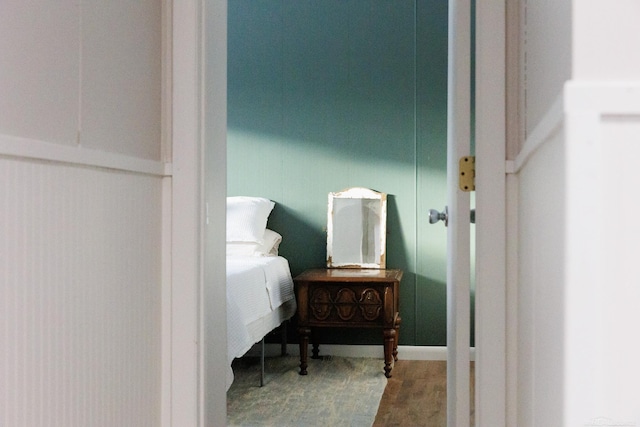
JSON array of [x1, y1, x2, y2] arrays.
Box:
[[446, 0, 471, 425]]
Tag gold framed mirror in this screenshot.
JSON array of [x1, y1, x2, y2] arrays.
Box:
[[326, 187, 387, 269]]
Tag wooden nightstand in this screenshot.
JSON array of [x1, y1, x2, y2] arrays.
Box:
[[294, 268, 402, 378]]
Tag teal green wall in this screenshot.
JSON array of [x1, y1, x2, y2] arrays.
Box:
[[228, 0, 452, 346]]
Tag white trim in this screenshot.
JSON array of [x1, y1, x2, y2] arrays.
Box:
[[255, 344, 476, 361], [447, 1, 472, 426], [505, 159, 516, 175], [0, 133, 169, 176], [476, 1, 508, 425], [510, 94, 564, 174], [201, 0, 228, 425], [159, 4, 173, 423], [507, 82, 640, 177], [170, 0, 203, 424], [505, 173, 519, 427], [161, 177, 173, 427], [160, 0, 173, 163]]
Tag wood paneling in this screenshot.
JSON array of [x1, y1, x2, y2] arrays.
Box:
[[227, 0, 449, 346]]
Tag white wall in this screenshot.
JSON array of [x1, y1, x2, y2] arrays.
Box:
[[0, 0, 161, 160], [514, 124, 566, 426], [0, 161, 163, 426], [0, 2, 79, 146], [512, 2, 572, 425], [521, 0, 572, 137], [566, 0, 640, 410], [0, 1, 165, 425], [513, 1, 640, 426], [573, 1, 640, 80], [563, 83, 640, 426]]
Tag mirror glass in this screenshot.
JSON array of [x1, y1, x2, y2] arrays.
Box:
[[327, 187, 387, 269]]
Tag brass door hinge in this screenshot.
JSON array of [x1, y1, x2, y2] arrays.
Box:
[[459, 156, 475, 192]]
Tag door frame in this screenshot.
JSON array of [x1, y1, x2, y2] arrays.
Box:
[[169, 0, 228, 426], [169, 0, 509, 425], [446, 0, 472, 424], [474, 1, 508, 426], [169, 0, 204, 425], [448, 1, 508, 425]]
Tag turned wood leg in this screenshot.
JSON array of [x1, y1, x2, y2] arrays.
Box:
[[298, 327, 310, 375], [383, 328, 396, 378], [311, 343, 320, 359], [393, 315, 401, 362], [311, 328, 320, 359]]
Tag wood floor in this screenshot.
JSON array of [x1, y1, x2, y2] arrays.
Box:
[[373, 360, 475, 427]]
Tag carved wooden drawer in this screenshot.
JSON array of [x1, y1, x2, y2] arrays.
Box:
[[309, 284, 386, 325]]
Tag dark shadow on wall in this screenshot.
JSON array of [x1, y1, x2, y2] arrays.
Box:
[[385, 194, 416, 346], [415, 275, 447, 346], [267, 203, 326, 277]]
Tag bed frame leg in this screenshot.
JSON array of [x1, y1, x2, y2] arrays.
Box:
[[281, 321, 288, 356], [259, 321, 289, 387], [260, 337, 265, 387]]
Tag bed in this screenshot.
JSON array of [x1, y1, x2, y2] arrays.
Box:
[[226, 196, 297, 390]]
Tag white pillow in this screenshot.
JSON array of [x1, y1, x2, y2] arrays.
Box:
[[258, 229, 282, 256], [226, 196, 275, 243], [226, 242, 261, 256], [227, 229, 282, 257]]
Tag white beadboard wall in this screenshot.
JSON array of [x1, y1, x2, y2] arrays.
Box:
[[514, 119, 566, 427], [0, 157, 163, 426]]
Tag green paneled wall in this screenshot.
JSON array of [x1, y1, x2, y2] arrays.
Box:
[[228, 0, 449, 346]]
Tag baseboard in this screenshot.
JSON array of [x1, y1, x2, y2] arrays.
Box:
[[251, 344, 476, 361]]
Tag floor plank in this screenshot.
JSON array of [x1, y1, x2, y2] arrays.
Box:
[[373, 360, 475, 427]]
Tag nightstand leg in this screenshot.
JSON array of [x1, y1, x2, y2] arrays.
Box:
[[311, 328, 320, 359], [393, 315, 401, 362], [298, 327, 310, 375], [383, 328, 396, 378], [311, 343, 320, 359]]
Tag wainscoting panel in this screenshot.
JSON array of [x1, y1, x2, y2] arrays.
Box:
[[0, 157, 163, 426]]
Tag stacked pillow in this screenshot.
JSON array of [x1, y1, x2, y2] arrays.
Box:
[[226, 196, 282, 256]]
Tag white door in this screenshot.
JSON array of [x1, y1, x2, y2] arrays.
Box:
[[440, 1, 507, 426], [444, 0, 472, 425]]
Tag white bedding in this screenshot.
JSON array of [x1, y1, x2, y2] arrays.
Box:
[[226, 255, 297, 389]]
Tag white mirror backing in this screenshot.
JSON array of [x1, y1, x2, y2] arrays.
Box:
[[326, 187, 387, 269]]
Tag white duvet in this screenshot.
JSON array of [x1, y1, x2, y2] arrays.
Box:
[[225, 255, 297, 389]]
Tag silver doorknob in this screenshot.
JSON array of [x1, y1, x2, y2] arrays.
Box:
[[429, 206, 448, 226]]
